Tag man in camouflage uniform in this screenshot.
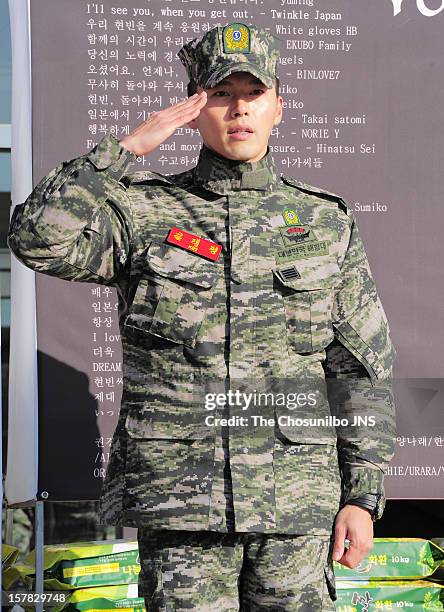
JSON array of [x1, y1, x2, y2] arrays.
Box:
[[8, 23, 396, 611]]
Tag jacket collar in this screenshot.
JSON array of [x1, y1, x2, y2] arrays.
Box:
[[192, 143, 278, 195]]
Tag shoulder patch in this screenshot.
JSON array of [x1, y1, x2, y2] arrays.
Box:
[[166, 169, 196, 190], [123, 168, 196, 191], [280, 175, 349, 214], [123, 170, 174, 188]]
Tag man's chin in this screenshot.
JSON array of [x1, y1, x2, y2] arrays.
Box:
[[218, 141, 263, 163]]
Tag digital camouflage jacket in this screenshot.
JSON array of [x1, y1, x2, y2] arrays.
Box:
[[8, 134, 396, 535]]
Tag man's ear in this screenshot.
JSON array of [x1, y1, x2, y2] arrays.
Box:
[[273, 95, 284, 127]]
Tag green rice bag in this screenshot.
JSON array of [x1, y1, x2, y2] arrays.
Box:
[[334, 538, 444, 580], [336, 579, 444, 610], [54, 583, 145, 611], [2, 543, 20, 568], [3, 539, 140, 590], [19, 584, 146, 612]]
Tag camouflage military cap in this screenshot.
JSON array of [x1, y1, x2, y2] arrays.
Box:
[[177, 22, 281, 90]]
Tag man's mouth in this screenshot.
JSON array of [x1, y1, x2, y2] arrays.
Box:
[[228, 133, 254, 141], [228, 126, 254, 140], [228, 126, 254, 134]]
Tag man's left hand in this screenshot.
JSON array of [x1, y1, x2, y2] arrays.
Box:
[[332, 504, 373, 568]]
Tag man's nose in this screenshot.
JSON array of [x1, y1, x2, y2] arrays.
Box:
[[230, 96, 249, 117]]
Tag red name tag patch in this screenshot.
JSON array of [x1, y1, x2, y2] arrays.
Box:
[[166, 227, 222, 261]]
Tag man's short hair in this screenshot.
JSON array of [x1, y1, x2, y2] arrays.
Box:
[[187, 76, 280, 98]]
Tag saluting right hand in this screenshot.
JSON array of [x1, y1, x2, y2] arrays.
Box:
[[118, 91, 208, 157]]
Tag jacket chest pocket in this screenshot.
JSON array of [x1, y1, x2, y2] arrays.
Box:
[[124, 242, 221, 348], [273, 262, 342, 353]]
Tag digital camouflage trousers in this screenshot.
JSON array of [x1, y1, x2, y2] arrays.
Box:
[[137, 529, 337, 611]]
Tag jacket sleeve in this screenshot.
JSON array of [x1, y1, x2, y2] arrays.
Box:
[[324, 210, 397, 520], [8, 134, 137, 287]]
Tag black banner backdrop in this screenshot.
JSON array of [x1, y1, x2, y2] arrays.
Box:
[[28, 0, 444, 500]]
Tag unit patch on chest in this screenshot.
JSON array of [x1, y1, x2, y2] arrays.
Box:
[[278, 225, 316, 247], [274, 240, 330, 264], [282, 207, 301, 226]]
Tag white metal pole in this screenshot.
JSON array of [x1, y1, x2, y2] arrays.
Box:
[[6, 0, 39, 507]]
